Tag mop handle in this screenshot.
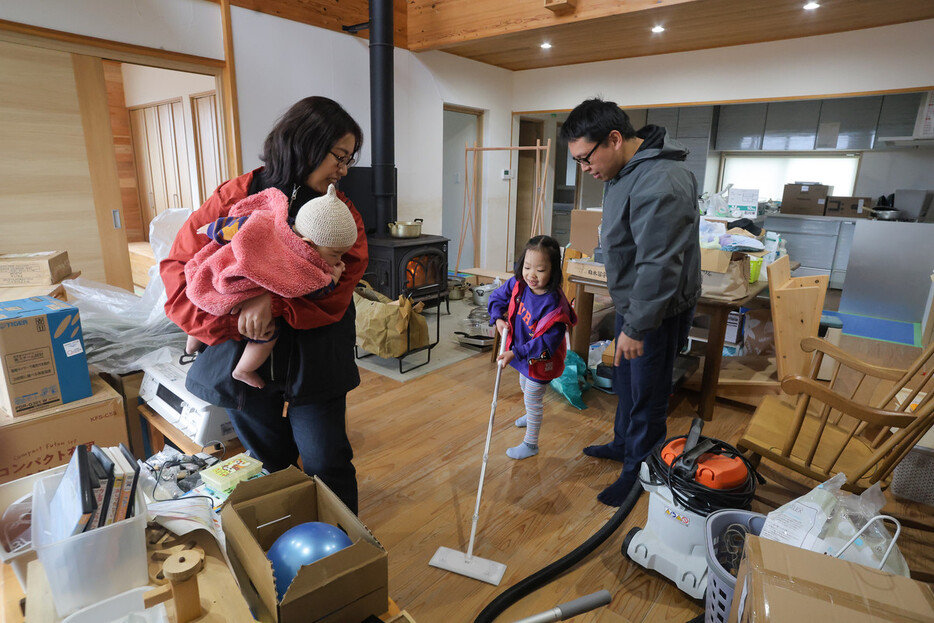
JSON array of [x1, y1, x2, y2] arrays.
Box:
[[465, 327, 508, 561]]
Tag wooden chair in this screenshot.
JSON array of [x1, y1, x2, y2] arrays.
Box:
[[767, 255, 829, 382], [738, 336, 934, 495]]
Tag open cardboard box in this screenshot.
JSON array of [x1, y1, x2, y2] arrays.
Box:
[[221, 466, 388, 623], [729, 535, 934, 622]]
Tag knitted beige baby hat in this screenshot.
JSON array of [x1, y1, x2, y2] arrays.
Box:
[[293, 184, 358, 248]]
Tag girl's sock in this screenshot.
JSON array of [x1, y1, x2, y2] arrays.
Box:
[[507, 442, 538, 460], [515, 415, 527, 427]]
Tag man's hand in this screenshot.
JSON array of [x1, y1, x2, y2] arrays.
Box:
[[234, 292, 273, 340], [615, 332, 644, 364]]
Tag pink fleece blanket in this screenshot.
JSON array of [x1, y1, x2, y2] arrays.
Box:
[[184, 188, 333, 316]]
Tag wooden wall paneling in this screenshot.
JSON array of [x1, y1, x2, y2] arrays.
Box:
[[72, 54, 133, 290], [102, 59, 145, 243], [0, 40, 105, 283], [129, 108, 156, 238]]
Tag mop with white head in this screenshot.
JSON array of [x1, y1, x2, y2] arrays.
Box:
[[429, 327, 509, 585]]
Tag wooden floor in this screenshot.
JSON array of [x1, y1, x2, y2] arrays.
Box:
[[3, 332, 931, 623], [345, 333, 933, 622]]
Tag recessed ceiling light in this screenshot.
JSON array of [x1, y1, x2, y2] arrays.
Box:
[[803, 2, 820, 9], [541, 42, 552, 49], [652, 25, 665, 33]]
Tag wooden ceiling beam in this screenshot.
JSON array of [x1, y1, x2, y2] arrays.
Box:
[[407, 0, 698, 51]]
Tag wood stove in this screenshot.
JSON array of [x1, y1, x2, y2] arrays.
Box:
[[364, 234, 448, 302]]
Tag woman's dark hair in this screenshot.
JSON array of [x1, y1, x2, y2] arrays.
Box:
[[260, 96, 364, 188], [514, 235, 563, 294], [560, 97, 636, 145]]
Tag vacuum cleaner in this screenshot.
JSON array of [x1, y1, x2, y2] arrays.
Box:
[[622, 418, 762, 599]]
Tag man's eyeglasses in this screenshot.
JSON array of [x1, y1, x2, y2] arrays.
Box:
[[330, 151, 356, 168], [572, 137, 606, 166]]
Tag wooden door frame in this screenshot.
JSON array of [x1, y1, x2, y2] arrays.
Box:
[[443, 104, 484, 269], [0, 18, 239, 288]]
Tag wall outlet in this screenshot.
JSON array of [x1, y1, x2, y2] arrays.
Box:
[[501, 169, 512, 180]]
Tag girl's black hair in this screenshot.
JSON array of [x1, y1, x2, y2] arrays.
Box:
[[514, 235, 563, 294], [559, 97, 636, 144], [260, 96, 364, 188]]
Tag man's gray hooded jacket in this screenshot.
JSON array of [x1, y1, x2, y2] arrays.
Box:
[[600, 124, 702, 341]]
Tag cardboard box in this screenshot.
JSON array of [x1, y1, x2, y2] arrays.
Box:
[[0, 296, 92, 416], [780, 183, 832, 216], [569, 209, 603, 255], [222, 467, 388, 623], [724, 310, 744, 345], [602, 340, 615, 365], [729, 535, 934, 622], [0, 251, 71, 287], [565, 258, 607, 282], [0, 375, 125, 484], [824, 195, 872, 219]]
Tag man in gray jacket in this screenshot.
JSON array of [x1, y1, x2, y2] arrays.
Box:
[[561, 98, 701, 506]]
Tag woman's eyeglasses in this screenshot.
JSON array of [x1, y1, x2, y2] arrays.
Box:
[[572, 137, 606, 166], [330, 151, 356, 168]]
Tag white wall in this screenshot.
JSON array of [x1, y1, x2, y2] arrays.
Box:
[[513, 20, 934, 111], [121, 64, 217, 208], [0, 0, 223, 60], [855, 148, 934, 198]]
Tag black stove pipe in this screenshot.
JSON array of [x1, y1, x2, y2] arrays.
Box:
[[369, 0, 395, 235]]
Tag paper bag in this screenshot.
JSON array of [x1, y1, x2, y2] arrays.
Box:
[[701, 251, 750, 301], [353, 281, 429, 358]]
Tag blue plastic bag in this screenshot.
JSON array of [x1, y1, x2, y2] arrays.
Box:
[[549, 350, 591, 410]]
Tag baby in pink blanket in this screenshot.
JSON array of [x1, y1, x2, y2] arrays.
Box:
[[184, 184, 358, 388]]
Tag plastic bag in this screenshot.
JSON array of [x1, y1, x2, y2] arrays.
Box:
[[62, 209, 190, 374], [549, 350, 590, 410], [759, 473, 909, 576]]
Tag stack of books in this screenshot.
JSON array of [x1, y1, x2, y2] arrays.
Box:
[[48, 443, 140, 541]]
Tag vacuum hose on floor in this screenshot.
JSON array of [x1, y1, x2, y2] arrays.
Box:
[[473, 479, 643, 623]]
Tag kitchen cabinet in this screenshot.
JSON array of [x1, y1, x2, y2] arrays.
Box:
[[765, 214, 842, 278], [816, 96, 882, 150], [762, 101, 822, 150], [715, 103, 767, 151], [645, 105, 714, 192], [874, 92, 925, 143]]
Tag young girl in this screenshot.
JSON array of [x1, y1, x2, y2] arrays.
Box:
[[487, 235, 577, 460]]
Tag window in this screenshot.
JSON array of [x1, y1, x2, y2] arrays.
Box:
[[719, 154, 861, 202]]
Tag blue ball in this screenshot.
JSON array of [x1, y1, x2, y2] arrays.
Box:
[[267, 522, 354, 600]]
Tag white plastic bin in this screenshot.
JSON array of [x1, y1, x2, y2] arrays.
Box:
[[704, 509, 766, 623], [31, 472, 149, 617], [0, 465, 67, 591]]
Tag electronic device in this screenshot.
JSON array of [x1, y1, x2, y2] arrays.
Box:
[[139, 353, 237, 447]]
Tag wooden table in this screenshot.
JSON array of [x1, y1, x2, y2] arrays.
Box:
[[568, 274, 776, 421]]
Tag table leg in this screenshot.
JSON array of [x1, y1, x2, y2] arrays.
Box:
[[571, 289, 594, 362], [698, 307, 728, 421]]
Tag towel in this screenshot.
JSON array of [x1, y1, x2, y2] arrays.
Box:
[[185, 188, 334, 316]]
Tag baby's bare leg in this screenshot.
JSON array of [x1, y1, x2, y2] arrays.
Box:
[[185, 335, 205, 355], [232, 337, 277, 388]]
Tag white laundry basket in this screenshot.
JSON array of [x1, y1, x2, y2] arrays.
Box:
[[704, 509, 766, 623]]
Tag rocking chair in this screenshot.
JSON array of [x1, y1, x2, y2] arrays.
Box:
[[738, 337, 934, 496]]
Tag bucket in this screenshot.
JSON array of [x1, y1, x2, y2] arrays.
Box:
[[704, 509, 766, 623]]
